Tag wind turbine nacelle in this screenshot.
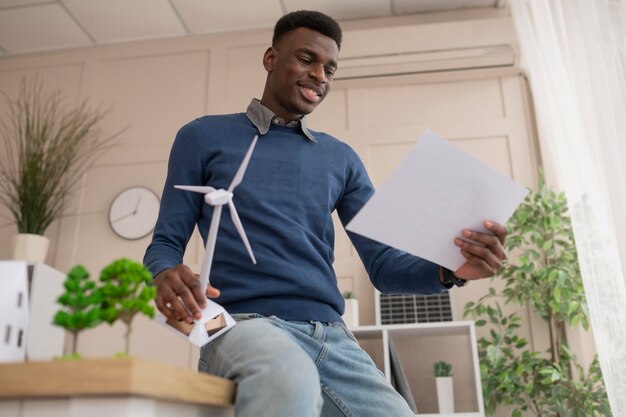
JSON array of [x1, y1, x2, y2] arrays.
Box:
[[205, 189, 232, 205]]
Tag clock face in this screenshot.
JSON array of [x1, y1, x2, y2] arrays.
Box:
[[108, 186, 160, 240]]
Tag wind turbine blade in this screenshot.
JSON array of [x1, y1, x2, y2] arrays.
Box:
[[175, 185, 216, 194], [228, 200, 257, 264], [228, 135, 258, 192], [198, 205, 223, 295]]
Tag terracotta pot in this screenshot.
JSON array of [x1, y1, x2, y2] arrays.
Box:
[[12, 233, 50, 263]]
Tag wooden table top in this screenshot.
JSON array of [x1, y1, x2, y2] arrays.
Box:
[[0, 357, 235, 407]]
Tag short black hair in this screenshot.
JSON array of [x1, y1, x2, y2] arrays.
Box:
[[273, 10, 342, 50]]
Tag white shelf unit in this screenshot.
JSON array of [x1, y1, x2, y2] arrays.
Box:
[[351, 321, 484, 417]]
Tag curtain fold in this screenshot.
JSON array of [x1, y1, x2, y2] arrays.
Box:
[[508, 0, 626, 415]]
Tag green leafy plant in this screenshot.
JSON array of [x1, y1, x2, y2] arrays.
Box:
[[99, 258, 156, 355], [53, 265, 103, 355], [342, 291, 357, 299], [0, 77, 124, 235], [434, 361, 453, 377], [463, 174, 611, 417]]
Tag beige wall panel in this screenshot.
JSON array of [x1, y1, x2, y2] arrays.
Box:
[[337, 275, 356, 294], [363, 78, 504, 128], [69, 161, 167, 272], [367, 135, 511, 186], [95, 51, 209, 151], [0, 205, 14, 259], [0, 64, 83, 105], [224, 45, 266, 113]]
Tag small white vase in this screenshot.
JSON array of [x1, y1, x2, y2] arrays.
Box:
[[12, 233, 50, 263], [342, 298, 359, 328], [436, 376, 455, 413]]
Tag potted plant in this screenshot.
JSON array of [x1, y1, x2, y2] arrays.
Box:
[[341, 291, 359, 328], [434, 360, 454, 413], [0, 77, 124, 262], [463, 174, 611, 416]]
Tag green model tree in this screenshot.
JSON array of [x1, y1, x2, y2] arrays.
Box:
[[53, 265, 103, 355], [99, 258, 156, 355]]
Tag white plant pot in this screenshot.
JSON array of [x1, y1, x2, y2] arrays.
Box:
[[342, 298, 359, 328], [436, 376, 455, 413], [12, 233, 49, 263]]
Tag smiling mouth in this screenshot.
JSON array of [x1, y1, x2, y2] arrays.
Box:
[[299, 84, 323, 103]]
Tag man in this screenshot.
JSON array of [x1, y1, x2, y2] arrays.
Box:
[[144, 10, 507, 417]]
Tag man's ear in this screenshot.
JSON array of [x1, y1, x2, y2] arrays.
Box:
[[263, 46, 276, 72]]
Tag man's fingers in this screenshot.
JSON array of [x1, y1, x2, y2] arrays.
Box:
[[156, 289, 192, 323], [153, 265, 206, 322], [155, 294, 173, 318], [456, 238, 502, 270], [181, 273, 207, 308], [206, 285, 221, 298], [485, 221, 507, 245], [461, 229, 507, 261], [459, 249, 495, 278], [173, 279, 204, 320]]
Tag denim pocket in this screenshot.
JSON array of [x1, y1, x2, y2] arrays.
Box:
[[337, 323, 360, 344]]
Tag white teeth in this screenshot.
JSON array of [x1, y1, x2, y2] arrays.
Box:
[[301, 86, 320, 102]]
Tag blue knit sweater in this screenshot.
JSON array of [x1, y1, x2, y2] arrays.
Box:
[[144, 113, 446, 322]]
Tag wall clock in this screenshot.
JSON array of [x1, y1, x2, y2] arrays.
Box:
[[108, 186, 160, 240]]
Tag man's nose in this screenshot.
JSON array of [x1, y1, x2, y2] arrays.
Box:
[[309, 63, 326, 83]]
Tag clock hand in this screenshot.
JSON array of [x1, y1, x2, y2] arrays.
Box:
[[111, 211, 135, 223], [134, 196, 142, 212]]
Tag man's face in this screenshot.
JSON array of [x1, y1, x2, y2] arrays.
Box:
[[261, 27, 339, 122]]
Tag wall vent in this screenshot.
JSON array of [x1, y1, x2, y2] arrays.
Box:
[[379, 292, 453, 324]]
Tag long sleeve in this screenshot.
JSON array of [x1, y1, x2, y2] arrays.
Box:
[[143, 120, 205, 277], [336, 146, 447, 295]]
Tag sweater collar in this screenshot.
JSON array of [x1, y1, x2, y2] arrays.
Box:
[[246, 99, 316, 142]]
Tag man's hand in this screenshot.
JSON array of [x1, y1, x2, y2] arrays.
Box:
[[153, 264, 221, 324], [453, 221, 508, 281]]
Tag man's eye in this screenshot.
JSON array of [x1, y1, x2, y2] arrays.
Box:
[[298, 57, 312, 64], [325, 68, 335, 77]]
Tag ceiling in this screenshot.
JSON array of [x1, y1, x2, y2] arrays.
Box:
[[0, 0, 504, 58]]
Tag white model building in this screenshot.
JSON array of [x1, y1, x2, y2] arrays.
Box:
[[0, 260, 29, 362]]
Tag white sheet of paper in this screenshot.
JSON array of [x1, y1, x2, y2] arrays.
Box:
[[346, 129, 529, 271]]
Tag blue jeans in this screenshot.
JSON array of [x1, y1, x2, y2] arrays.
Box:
[[198, 314, 415, 417]]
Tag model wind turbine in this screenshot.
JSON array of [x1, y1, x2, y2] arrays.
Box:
[[156, 135, 258, 347]]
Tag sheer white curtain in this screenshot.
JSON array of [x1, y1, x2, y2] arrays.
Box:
[[508, 0, 626, 415]]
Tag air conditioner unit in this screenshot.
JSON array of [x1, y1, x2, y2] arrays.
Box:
[[335, 45, 516, 80]]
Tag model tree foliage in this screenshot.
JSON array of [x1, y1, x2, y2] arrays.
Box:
[[463, 174, 611, 417], [53, 265, 103, 355], [99, 258, 156, 355]]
